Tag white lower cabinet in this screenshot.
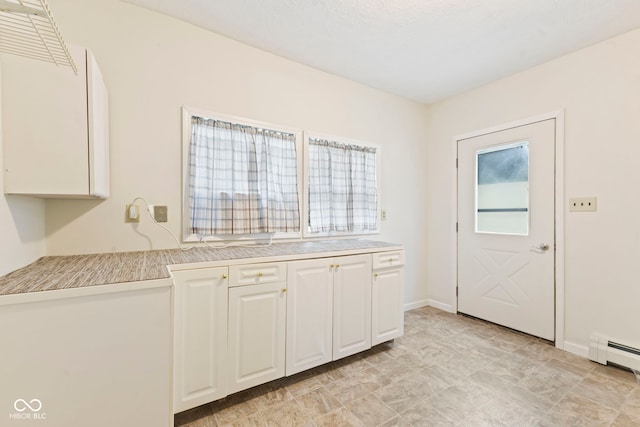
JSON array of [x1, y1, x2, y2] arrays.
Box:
[[172, 267, 228, 413], [286, 259, 334, 375], [332, 254, 373, 360], [172, 249, 404, 412], [371, 251, 405, 345], [286, 254, 373, 375], [227, 281, 287, 394]]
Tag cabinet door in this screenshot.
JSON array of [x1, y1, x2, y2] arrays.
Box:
[[286, 259, 333, 375], [228, 282, 286, 394], [172, 267, 228, 413], [2, 45, 109, 198], [333, 254, 372, 360], [372, 267, 405, 345]]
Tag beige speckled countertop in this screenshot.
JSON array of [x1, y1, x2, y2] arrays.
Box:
[[0, 240, 402, 296]]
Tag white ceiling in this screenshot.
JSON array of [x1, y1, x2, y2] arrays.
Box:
[[122, 0, 640, 104]]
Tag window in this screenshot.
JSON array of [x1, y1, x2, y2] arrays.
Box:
[[183, 109, 301, 240], [305, 134, 379, 235], [476, 142, 529, 235]]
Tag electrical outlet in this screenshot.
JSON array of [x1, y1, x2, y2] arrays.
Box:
[[381, 210, 387, 221], [569, 197, 597, 212], [153, 205, 168, 222], [125, 204, 140, 222]]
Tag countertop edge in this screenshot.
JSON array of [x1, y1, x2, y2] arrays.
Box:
[[167, 244, 405, 272], [0, 278, 173, 306]]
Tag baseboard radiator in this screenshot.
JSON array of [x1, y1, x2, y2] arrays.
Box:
[[589, 333, 640, 371]]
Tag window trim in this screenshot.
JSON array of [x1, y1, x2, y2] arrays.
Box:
[[181, 106, 304, 242], [302, 131, 382, 238]]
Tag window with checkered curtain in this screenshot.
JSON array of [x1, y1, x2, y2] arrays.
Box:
[[308, 137, 378, 233], [188, 116, 300, 236]]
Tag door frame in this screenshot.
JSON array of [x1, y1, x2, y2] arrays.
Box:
[[450, 110, 565, 348]]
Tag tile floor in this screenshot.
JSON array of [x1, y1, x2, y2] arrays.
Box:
[[175, 306, 640, 426]]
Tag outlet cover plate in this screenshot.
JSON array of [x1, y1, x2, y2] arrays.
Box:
[[153, 205, 168, 222], [125, 204, 140, 222], [569, 197, 597, 212]]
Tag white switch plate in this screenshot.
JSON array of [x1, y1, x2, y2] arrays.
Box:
[[569, 197, 597, 212]]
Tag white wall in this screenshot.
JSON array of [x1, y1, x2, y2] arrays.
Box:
[[40, 0, 430, 306], [425, 29, 640, 352], [0, 69, 46, 277]]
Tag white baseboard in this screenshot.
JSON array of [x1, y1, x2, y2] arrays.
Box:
[[405, 299, 457, 313], [426, 299, 455, 313], [403, 299, 429, 311], [563, 340, 589, 358]]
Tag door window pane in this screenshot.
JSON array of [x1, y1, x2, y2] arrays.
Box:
[[476, 142, 529, 235]]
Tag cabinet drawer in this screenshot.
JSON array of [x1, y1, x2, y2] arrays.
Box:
[[372, 251, 405, 269], [229, 262, 287, 287]]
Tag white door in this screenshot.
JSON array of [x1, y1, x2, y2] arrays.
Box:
[[458, 119, 555, 340], [333, 254, 372, 360], [227, 282, 286, 394], [286, 259, 334, 376]]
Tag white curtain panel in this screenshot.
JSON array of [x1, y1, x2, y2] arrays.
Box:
[[189, 117, 300, 235], [308, 138, 377, 233]]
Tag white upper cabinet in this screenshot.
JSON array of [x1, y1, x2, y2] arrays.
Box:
[[1, 45, 109, 198]]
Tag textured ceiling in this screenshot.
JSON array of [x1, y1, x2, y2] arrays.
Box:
[[122, 0, 640, 104]]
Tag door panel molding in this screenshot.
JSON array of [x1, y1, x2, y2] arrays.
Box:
[[451, 110, 565, 347]]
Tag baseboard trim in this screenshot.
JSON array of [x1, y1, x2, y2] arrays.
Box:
[[426, 299, 455, 313], [563, 340, 589, 358], [404, 299, 429, 311]]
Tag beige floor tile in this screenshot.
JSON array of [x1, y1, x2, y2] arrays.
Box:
[[611, 412, 640, 427], [437, 350, 493, 377], [620, 387, 640, 421], [477, 353, 542, 384], [518, 364, 577, 403], [250, 386, 294, 412], [573, 372, 635, 410], [345, 393, 396, 426], [374, 379, 424, 414], [283, 372, 324, 397], [554, 391, 619, 424], [468, 370, 551, 413], [592, 364, 639, 387], [457, 396, 546, 427], [399, 399, 455, 426], [246, 400, 312, 427], [512, 340, 557, 363], [313, 407, 364, 427], [294, 386, 343, 418], [378, 416, 414, 427], [542, 408, 599, 427], [424, 382, 494, 423], [329, 367, 391, 405], [373, 357, 416, 380], [212, 393, 261, 426]]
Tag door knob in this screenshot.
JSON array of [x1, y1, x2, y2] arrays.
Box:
[[532, 243, 550, 251]]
